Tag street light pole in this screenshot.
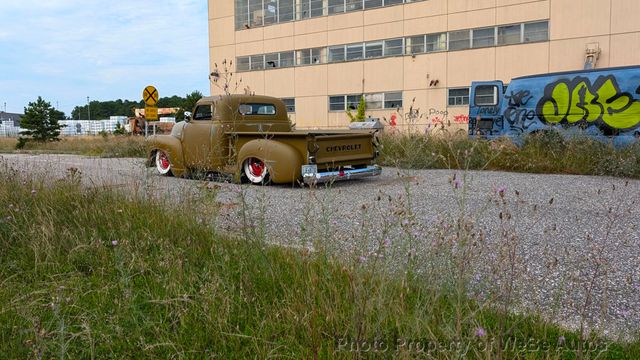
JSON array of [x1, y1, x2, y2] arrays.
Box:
[[87, 96, 91, 120]]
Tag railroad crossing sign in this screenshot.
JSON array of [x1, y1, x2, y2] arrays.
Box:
[[145, 106, 158, 121], [143, 85, 159, 106]]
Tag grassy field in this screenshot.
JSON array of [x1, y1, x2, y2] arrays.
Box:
[[379, 132, 640, 178], [1, 166, 639, 358], [0, 136, 146, 158]]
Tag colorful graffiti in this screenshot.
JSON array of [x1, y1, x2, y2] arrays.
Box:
[[536, 75, 640, 130]]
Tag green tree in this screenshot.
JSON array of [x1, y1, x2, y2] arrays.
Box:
[[17, 97, 64, 148], [178, 91, 203, 121], [346, 95, 367, 123]]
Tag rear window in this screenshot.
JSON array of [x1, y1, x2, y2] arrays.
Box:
[[238, 103, 277, 116], [474, 85, 498, 106]]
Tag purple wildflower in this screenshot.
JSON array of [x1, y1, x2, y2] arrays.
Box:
[[111, 240, 119, 246], [383, 238, 391, 248], [358, 256, 367, 263], [453, 179, 462, 189], [475, 327, 486, 338], [496, 186, 507, 198]]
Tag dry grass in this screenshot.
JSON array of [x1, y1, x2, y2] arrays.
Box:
[[0, 135, 146, 157]]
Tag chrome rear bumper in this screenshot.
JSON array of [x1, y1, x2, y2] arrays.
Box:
[[302, 165, 382, 185]]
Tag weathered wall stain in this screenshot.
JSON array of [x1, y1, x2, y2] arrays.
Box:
[[536, 75, 640, 130]]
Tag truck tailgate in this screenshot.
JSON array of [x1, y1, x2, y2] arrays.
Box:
[[312, 133, 375, 164]]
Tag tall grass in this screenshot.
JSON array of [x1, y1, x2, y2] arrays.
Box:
[[379, 132, 640, 178], [1, 165, 639, 358], [0, 135, 146, 157]]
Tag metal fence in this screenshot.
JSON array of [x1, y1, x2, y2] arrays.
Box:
[[0, 117, 132, 137]]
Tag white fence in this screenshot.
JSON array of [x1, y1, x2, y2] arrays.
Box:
[[0, 117, 132, 137]]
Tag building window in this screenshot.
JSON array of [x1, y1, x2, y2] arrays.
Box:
[[300, 0, 324, 18], [524, 21, 549, 42], [474, 85, 498, 106], [385, 0, 404, 4], [297, 47, 324, 65], [448, 88, 470, 106], [279, 0, 295, 22], [384, 92, 403, 109], [472, 27, 495, 48], [280, 51, 295, 67], [384, 38, 404, 56], [265, 53, 279, 68], [365, 0, 383, 9], [235, 0, 249, 29], [329, 96, 346, 111], [329, 92, 403, 111], [328, 45, 345, 62], [425, 33, 447, 52], [365, 41, 383, 58], [250, 54, 265, 70], [497, 24, 522, 45], [237, 56, 250, 72], [449, 30, 471, 51], [249, 0, 263, 27], [407, 35, 425, 54], [328, 0, 345, 14], [282, 98, 295, 112], [346, 44, 364, 61], [365, 93, 383, 109], [346, 0, 363, 11], [264, 1, 278, 25]]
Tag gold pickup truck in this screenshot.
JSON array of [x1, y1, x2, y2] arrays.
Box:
[[147, 95, 381, 185]]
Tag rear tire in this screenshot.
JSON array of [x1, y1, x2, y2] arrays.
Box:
[[243, 157, 269, 185], [155, 150, 173, 176]]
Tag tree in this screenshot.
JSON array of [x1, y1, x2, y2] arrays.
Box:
[[347, 95, 367, 123], [17, 97, 64, 148], [178, 91, 203, 121]]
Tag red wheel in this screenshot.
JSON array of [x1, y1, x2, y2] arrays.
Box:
[[243, 157, 269, 184], [155, 150, 173, 176]]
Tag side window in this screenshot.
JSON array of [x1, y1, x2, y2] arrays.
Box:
[[194, 105, 213, 120], [474, 85, 499, 106], [238, 103, 277, 116]]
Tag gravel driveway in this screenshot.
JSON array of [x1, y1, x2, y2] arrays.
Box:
[[2, 153, 639, 340]]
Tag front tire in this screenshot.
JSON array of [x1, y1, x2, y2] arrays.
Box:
[[155, 150, 173, 176], [243, 157, 269, 184]]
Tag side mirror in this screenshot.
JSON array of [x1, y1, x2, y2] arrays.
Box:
[[184, 111, 192, 122]]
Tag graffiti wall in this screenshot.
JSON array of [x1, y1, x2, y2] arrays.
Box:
[[469, 67, 640, 139]]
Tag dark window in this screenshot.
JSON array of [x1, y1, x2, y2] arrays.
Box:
[[408, 35, 425, 54], [384, 0, 403, 4], [249, 0, 263, 27], [498, 24, 521, 45], [328, 0, 345, 14], [345, 0, 363, 11], [265, 53, 279, 68], [384, 38, 404, 56], [346, 95, 361, 110], [365, 42, 383, 58], [384, 92, 403, 109], [449, 30, 470, 51], [282, 98, 295, 112], [238, 103, 277, 115], [236, 56, 250, 72], [235, 0, 249, 30], [310, 0, 324, 17], [364, 0, 383, 9], [472, 27, 495, 48], [524, 21, 548, 42], [426, 33, 447, 52], [194, 105, 213, 120], [329, 96, 345, 111], [474, 85, 498, 106], [280, 51, 295, 67], [279, 0, 294, 22], [264, 1, 278, 25], [250, 55, 264, 70], [448, 88, 470, 106], [346, 44, 363, 60], [328, 46, 345, 62]]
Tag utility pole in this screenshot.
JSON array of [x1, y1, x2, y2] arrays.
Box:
[[87, 96, 91, 120]]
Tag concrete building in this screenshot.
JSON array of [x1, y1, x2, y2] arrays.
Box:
[[208, 0, 640, 131]]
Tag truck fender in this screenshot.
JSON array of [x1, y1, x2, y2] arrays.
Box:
[[147, 135, 187, 177], [237, 139, 303, 184]]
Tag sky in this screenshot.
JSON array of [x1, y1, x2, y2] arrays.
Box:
[[0, 0, 210, 117]]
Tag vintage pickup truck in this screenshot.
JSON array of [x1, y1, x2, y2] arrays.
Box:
[[147, 94, 382, 185]]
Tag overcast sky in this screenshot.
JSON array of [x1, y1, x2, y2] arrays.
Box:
[[0, 0, 210, 116]]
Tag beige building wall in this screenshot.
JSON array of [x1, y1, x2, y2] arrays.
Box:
[[209, 0, 640, 130]]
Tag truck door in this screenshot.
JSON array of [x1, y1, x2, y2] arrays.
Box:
[[181, 104, 217, 170], [469, 81, 503, 136]]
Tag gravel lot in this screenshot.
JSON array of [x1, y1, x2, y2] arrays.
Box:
[[2, 153, 639, 340]]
